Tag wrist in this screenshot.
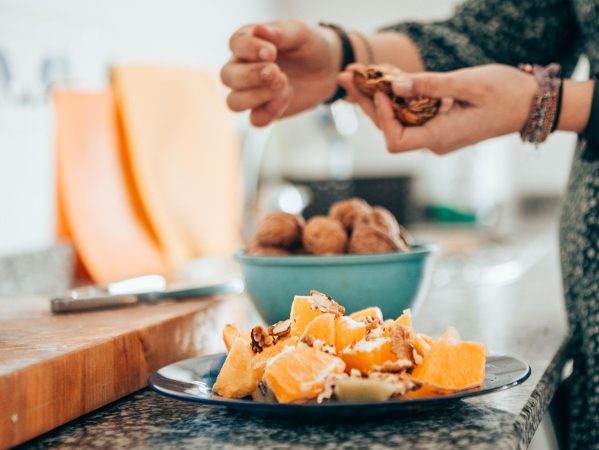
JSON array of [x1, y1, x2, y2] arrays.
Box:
[[557, 79, 595, 133], [319, 25, 344, 100]]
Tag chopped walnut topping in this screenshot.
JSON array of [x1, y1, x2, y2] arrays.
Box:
[[300, 335, 337, 355], [268, 319, 291, 339], [389, 323, 415, 364], [349, 369, 363, 378], [308, 290, 346, 316], [250, 325, 274, 353], [371, 359, 413, 373], [317, 373, 348, 403], [367, 372, 422, 397], [364, 316, 382, 332], [413, 349, 423, 365]]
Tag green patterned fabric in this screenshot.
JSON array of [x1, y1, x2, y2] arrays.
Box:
[[387, 1, 599, 449]]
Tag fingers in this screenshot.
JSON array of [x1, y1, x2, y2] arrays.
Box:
[[392, 71, 473, 102], [373, 92, 440, 153], [226, 74, 288, 112], [229, 25, 277, 62], [250, 87, 293, 127], [220, 61, 285, 90], [338, 71, 379, 127]]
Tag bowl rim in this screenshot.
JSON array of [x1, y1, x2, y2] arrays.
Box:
[[235, 243, 437, 267]]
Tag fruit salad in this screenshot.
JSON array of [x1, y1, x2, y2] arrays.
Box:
[[213, 291, 487, 404]]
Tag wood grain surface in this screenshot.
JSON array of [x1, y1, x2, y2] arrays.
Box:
[[0, 294, 251, 449]]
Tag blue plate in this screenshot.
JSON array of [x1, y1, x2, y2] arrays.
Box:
[[149, 353, 531, 419]]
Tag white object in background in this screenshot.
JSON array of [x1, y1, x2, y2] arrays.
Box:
[[0, 102, 55, 256]]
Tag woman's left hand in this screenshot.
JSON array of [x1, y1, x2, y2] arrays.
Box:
[[337, 63, 539, 154]]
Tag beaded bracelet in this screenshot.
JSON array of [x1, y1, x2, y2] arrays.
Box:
[[519, 63, 562, 146]]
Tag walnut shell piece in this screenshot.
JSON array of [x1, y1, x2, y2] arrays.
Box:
[[253, 212, 304, 248], [328, 198, 372, 231], [353, 64, 441, 126], [302, 216, 348, 255]]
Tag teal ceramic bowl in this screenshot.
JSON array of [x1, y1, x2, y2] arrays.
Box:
[[235, 245, 436, 324]]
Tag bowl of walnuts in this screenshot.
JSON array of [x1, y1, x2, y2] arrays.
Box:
[[236, 198, 436, 323]]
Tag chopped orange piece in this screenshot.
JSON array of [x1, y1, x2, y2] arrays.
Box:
[[301, 313, 336, 347], [340, 338, 397, 373], [213, 337, 262, 398], [335, 316, 367, 351], [253, 336, 299, 371], [349, 306, 383, 322], [396, 309, 413, 328], [290, 295, 324, 336], [223, 324, 240, 353], [412, 330, 486, 391], [264, 343, 345, 403]]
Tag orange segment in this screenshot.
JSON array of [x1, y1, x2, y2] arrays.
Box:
[[335, 316, 367, 351], [290, 296, 324, 336], [223, 324, 240, 353], [412, 332, 486, 391], [340, 338, 397, 373], [349, 306, 383, 322], [300, 313, 336, 347], [253, 336, 299, 372], [264, 343, 345, 403], [213, 337, 262, 398], [413, 333, 434, 359], [396, 309, 413, 328]]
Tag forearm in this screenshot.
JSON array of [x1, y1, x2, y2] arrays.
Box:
[[348, 32, 425, 72], [558, 80, 595, 133]]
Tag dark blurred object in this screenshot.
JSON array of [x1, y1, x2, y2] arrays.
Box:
[[288, 175, 418, 225], [0, 243, 74, 296]]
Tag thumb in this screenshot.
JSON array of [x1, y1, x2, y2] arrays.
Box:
[[392, 72, 471, 101]]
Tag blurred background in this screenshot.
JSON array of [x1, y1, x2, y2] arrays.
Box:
[[0, 0, 584, 295]]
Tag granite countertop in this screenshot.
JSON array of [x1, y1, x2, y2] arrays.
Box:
[[21, 236, 569, 450]]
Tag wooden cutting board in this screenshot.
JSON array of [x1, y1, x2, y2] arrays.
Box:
[[0, 294, 253, 449]]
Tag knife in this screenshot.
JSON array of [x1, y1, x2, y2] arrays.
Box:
[[50, 274, 244, 313]]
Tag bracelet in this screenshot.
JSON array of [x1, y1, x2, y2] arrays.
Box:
[[551, 77, 564, 132], [581, 73, 599, 145], [319, 23, 356, 104], [519, 63, 561, 146]]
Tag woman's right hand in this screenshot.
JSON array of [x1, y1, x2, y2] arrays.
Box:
[[221, 20, 341, 127]]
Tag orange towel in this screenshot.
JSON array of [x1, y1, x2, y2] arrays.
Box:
[[112, 66, 242, 269], [54, 90, 167, 283]]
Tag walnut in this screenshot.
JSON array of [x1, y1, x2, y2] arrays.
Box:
[[364, 316, 382, 333], [245, 239, 291, 256], [353, 64, 440, 126], [349, 222, 404, 254], [250, 325, 274, 353], [309, 291, 346, 316], [328, 198, 372, 231], [268, 319, 291, 339], [302, 216, 348, 255], [300, 335, 337, 355], [253, 212, 304, 248], [389, 323, 415, 366], [371, 359, 414, 373]]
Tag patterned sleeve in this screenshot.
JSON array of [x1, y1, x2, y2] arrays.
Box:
[[384, 0, 581, 74]]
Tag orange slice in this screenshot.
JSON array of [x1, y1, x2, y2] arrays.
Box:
[[412, 329, 486, 391], [300, 313, 336, 347], [349, 306, 383, 322], [413, 333, 434, 359], [213, 337, 262, 398], [264, 343, 345, 403], [223, 324, 240, 353], [335, 316, 367, 351], [340, 338, 397, 373], [290, 296, 324, 336]]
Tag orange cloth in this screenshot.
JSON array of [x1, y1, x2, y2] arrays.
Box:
[[54, 90, 167, 283], [112, 66, 242, 269]]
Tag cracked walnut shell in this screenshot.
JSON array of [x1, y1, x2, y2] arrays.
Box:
[[353, 64, 440, 126], [253, 212, 304, 248]]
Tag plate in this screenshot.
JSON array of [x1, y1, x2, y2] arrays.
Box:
[[149, 353, 531, 418]]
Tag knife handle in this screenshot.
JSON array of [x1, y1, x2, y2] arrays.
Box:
[[51, 294, 138, 313]]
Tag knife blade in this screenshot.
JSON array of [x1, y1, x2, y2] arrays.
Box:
[[50, 275, 244, 314]]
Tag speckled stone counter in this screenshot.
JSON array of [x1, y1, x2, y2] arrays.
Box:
[[20, 242, 569, 450]]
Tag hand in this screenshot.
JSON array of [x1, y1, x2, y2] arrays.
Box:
[[221, 20, 341, 127], [338, 64, 539, 154]]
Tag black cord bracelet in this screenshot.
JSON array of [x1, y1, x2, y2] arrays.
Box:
[[319, 23, 356, 104], [581, 73, 599, 145], [551, 77, 564, 132]]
